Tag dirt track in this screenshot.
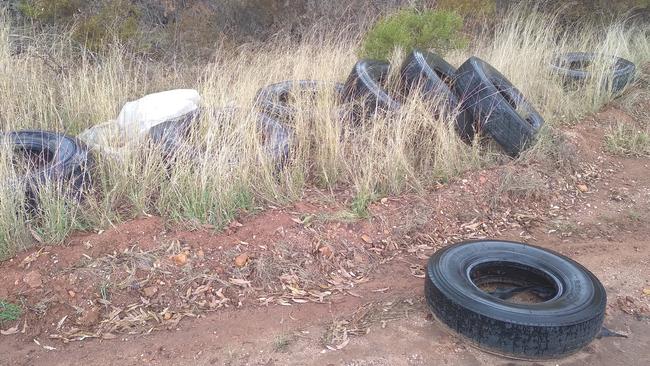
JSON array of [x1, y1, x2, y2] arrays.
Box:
[[1, 103, 650, 365]]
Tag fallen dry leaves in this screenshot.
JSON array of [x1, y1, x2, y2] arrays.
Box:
[[234, 253, 250, 267], [170, 253, 188, 266]]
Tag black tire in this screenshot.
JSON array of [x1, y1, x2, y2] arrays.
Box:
[[148, 109, 201, 157], [399, 49, 474, 140], [425, 240, 606, 360], [254, 80, 344, 120], [550, 52, 636, 93], [453, 57, 544, 156], [340, 60, 401, 123], [3, 130, 93, 206], [257, 113, 291, 168]]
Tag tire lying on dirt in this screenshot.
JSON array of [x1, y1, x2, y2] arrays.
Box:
[[2, 130, 93, 206], [550, 52, 636, 93], [399, 49, 474, 140], [254, 80, 344, 120], [453, 57, 544, 156], [425, 240, 606, 360], [340, 60, 401, 123]]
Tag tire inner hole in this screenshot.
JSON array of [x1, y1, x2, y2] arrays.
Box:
[[567, 60, 591, 71], [470, 261, 559, 304], [434, 68, 452, 86], [11, 147, 54, 176]]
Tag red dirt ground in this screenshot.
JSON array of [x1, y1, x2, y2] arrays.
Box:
[[1, 100, 649, 365]]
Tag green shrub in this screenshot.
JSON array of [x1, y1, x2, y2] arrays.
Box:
[[359, 8, 467, 60], [18, 0, 83, 23], [0, 300, 21, 323], [72, 0, 140, 52]]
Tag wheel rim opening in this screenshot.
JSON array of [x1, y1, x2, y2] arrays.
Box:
[[567, 60, 591, 71], [433, 68, 453, 87], [12, 147, 54, 176], [469, 261, 559, 304]]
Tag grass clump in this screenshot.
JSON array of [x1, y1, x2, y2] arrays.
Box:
[[605, 124, 650, 157], [0, 299, 21, 323], [350, 191, 376, 219], [272, 334, 294, 353], [359, 8, 467, 60]]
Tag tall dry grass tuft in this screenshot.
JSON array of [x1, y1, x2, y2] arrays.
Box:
[[0, 7, 648, 258]]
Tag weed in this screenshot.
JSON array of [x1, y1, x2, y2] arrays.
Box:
[[605, 124, 650, 157], [0, 299, 22, 323], [627, 210, 642, 222], [99, 282, 110, 302], [350, 191, 375, 219], [272, 334, 294, 353]]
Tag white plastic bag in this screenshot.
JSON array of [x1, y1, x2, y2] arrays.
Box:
[[116, 89, 200, 137], [79, 89, 201, 160]]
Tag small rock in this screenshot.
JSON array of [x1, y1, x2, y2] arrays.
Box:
[[234, 253, 249, 267], [76, 307, 101, 326], [163, 312, 172, 320], [577, 184, 589, 193], [380, 198, 388, 205], [143, 286, 158, 298], [170, 253, 188, 266], [23, 270, 42, 288], [643, 288, 650, 296], [361, 234, 373, 244], [68, 290, 76, 298], [319, 246, 333, 258]]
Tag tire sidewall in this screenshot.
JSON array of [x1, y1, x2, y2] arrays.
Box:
[[425, 240, 606, 359]]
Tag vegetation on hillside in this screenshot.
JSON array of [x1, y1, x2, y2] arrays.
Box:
[[0, 3, 648, 259], [359, 8, 466, 60]]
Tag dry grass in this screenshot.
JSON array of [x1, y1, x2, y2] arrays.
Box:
[[0, 6, 649, 258], [605, 124, 650, 157], [323, 297, 424, 348]]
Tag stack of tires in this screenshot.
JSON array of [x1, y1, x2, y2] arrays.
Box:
[[1, 131, 93, 209], [255, 50, 636, 159], [257, 49, 546, 158], [2, 50, 636, 206]]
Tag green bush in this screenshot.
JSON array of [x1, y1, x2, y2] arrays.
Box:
[[72, 0, 140, 52], [18, 0, 83, 23], [359, 8, 467, 60], [0, 300, 21, 323]]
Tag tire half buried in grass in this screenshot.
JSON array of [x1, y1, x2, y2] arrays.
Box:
[[454, 57, 544, 156], [550, 52, 636, 93], [425, 240, 606, 360], [399, 49, 474, 141], [2, 130, 93, 208], [340, 59, 401, 124], [254, 80, 344, 120]]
